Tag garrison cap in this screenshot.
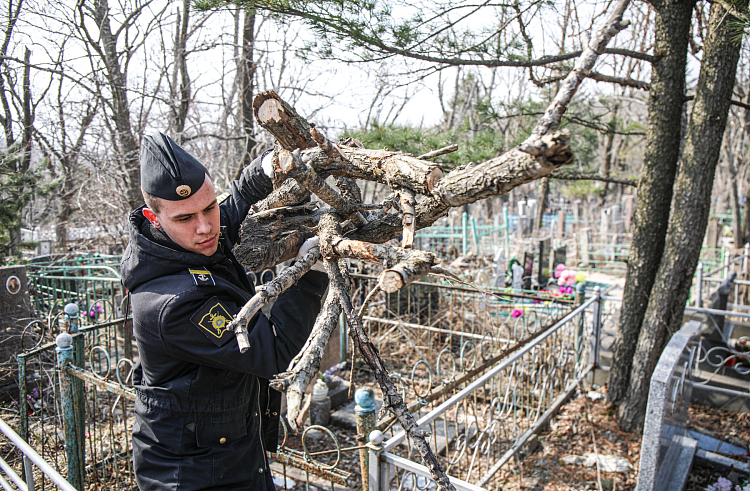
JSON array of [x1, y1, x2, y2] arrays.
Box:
[[140, 132, 207, 201]]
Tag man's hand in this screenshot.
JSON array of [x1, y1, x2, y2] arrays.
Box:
[[261, 152, 275, 178], [295, 236, 326, 273]]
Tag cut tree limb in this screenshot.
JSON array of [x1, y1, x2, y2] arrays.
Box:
[[272, 285, 341, 431], [254, 91, 316, 150], [249, 179, 311, 214], [417, 144, 458, 160], [379, 250, 438, 293]]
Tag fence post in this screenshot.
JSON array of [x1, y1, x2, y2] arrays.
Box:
[[696, 262, 703, 308], [17, 354, 27, 441], [591, 286, 602, 368], [367, 430, 385, 491], [64, 303, 86, 474], [503, 205, 510, 253], [56, 332, 84, 490], [471, 216, 480, 255], [355, 387, 377, 491], [575, 283, 587, 365], [462, 212, 468, 256], [17, 353, 33, 488]]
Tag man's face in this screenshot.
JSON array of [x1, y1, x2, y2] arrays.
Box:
[[146, 175, 221, 256]]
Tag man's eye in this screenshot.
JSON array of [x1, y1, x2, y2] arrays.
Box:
[[178, 217, 191, 222]]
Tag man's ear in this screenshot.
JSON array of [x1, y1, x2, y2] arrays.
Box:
[[142, 208, 161, 229]]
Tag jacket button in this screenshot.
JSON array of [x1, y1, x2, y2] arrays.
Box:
[[272, 412, 278, 416], [259, 468, 264, 474], [254, 412, 258, 417], [219, 437, 226, 444]]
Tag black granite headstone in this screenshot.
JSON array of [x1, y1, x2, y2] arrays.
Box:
[[0, 266, 31, 330]]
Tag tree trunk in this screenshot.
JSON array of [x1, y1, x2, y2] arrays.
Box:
[[80, 0, 141, 211], [618, 0, 746, 431], [728, 158, 744, 247], [171, 0, 191, 141], [233, 8, 257, 180], [600, 101, 620, 203], [608, 0, 695, 405]]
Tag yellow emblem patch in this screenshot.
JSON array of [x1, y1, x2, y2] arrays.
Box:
[[190, 297, 235, 347]]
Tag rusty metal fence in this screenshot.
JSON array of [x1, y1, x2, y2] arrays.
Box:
[[365, 292, 599, 491]]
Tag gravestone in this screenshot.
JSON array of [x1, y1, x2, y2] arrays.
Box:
[[511, 263, 524, 292], [37, 240, 52, 256], [704, 272, 736, 342], [600, 209, 610, 241], [537, 238, 550, 286], [624, 195, 636, 230], [0, 266, 31, 389], [526, 199, 537, 235], [0, 266, 30, 329], [522, 252, 534, 290], [578, 228, 592, 266], [553, 246, 567, 271], [706, 217, 720, 249], [493, 248, 506, 277], [636, 321, 701, 491], [557, 210, 566, 237]]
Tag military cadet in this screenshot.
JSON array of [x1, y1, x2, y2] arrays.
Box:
[[120, 132, 328, 490]]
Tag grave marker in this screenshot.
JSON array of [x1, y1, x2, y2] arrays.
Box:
[[636, 321, 700, 491], [0, 266, 31, 388], [537, 238, 550, 286], [579, 228, 592, 266], [557, 210, 566, 237], [624, 195, 636, 230], [706, 217, 719, 249]]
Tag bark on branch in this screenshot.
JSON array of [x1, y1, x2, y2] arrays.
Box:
[[277, 148, 368, 226], [550, 169, 638, 187]]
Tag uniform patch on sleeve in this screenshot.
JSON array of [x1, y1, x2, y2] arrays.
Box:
[[188, 268, 215, 287], [190, 297, 235, 347]]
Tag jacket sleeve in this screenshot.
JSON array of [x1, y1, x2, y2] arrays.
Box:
[[158, 271, 329, 379], [220, 151, 273, 246]]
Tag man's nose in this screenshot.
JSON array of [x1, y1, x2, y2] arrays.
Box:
[[196, 215, 212, 235]]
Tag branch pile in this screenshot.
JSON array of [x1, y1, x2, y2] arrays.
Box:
[[228, 2, 631, 488]]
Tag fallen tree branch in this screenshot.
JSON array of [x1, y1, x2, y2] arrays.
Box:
[[326, 258, 456, 491], [272, 284, 341, 431], [277, 149, 368, 226], [398, 189, 416, 248], [254, 91, 316, 151], [229, 246, 322, 351]]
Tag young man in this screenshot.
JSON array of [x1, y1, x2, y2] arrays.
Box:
[[120, 132, 328, 490]]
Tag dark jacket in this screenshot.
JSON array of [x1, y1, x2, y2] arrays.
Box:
[[121, 159, 328, 491]]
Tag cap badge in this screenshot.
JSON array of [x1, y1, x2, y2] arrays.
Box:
[[176, 185, 191, 197]]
